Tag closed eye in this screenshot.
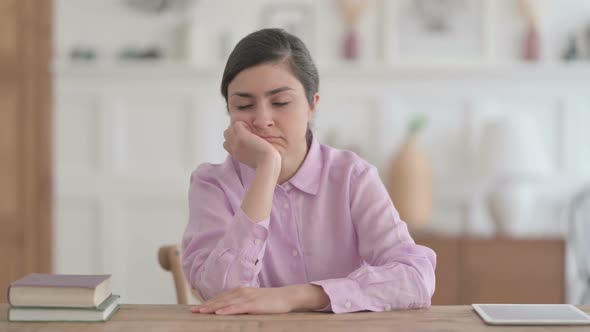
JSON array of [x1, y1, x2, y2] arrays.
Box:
[[273, 102, 290, 107], [237, 104, 253, 110]]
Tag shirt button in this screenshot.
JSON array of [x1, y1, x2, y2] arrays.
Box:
[[254, 239, 262, 245], [292, 250, 298, 257], [283, 203, 289, 209], [345, 301, 352, 309], [385, 304, 392, 311]]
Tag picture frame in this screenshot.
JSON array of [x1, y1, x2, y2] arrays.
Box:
[[260, 4, 315, 55], [383, 0, 494, 67]]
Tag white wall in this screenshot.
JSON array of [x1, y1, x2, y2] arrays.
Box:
[[54, 0, 590, 304]]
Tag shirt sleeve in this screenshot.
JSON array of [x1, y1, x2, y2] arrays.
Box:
[[310, 165, 436, 313], [181, 168, 270, 301]]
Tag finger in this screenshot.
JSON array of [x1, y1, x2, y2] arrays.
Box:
[[200, 296, 244, 314], [190, 304, 204, 313], [225, 127, 237, 144], [232, 123, 242, 137], [199, 289, 245, 314], [233, 121, 250, 135], [191, 297, 219, 313], [233, 120, 247, 129], [223, 129, 233, 146], [215, 302, 253, 315], [223, 128, 231, 141]]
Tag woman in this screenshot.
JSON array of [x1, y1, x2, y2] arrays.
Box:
[[182, 28, 436, 315]]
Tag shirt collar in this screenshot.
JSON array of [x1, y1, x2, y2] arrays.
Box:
[[236, 135, 322, 195]]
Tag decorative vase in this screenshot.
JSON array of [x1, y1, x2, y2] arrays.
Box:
[[343, 28, 360, 60], [518, 0, 541, 61], [387, 136, 433, 229], [335, 0, 370, 61], [523, 24, 540, 61]]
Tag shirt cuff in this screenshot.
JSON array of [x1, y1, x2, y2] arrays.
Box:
[[310, 278, 367, 314]]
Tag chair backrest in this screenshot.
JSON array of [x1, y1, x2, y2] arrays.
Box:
[[158, 244, 204, 304]]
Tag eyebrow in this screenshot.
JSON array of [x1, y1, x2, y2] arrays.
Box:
[[231, 86, 293, 98]]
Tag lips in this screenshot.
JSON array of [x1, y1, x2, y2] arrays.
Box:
[[257, 133, 279, 139]]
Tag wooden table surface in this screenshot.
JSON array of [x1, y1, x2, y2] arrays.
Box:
[[1, 304, 589, 332]]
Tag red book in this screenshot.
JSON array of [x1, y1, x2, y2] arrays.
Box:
[[7, 273, 112, 308]]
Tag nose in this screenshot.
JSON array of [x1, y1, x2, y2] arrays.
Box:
[[252, 105, 274, 128]]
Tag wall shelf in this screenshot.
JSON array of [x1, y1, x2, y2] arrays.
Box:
[[53, 60, 590, 81]]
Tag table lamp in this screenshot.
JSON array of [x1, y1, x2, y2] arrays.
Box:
[[479, 113, 552, 236]]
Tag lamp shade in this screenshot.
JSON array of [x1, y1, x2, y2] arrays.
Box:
[[479, 113, 553, 179]]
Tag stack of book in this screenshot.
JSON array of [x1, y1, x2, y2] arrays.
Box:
[[7, 273, 120, 322]]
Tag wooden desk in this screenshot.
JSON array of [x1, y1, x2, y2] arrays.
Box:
[[1, 304, 589, 331], [414, 235, 565, 305]]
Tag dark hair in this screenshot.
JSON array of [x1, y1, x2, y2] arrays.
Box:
[[221, 28, 319, 143]]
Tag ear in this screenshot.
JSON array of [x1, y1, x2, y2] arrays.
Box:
[[308, 93, 320, 120]]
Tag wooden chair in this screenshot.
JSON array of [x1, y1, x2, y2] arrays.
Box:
[[158, 244, 205, 304]]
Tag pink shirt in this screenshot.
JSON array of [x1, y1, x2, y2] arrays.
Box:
[[182, 137, 436, 313]]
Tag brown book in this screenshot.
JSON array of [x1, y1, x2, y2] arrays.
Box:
[[7, 273, 111, 308]]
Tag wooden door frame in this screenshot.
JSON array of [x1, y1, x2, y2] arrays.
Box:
[[0, 0, 53, 294], [19, 0, 53, 275]]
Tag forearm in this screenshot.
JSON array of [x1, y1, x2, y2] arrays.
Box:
[[310, 246, 436, 313], [241, 156, 280, 222]]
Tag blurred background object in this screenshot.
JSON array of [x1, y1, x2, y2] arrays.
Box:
[[335, 0, 373, 61], [479, 113, 552, 236], [518, 0, 541, 61], [387, 115, 433, 230], [410, 0, 463, 32], [69, 45, 98, 62], [568, 186, 590, 304], [123, 0, 196, 15], [118, 45, 163, 61], [387, 0, 490, 66]]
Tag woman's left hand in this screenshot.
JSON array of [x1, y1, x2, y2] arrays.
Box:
[[191, 286, 295, 315]]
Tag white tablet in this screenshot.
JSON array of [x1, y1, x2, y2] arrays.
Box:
[[472, 304, 590, 325]]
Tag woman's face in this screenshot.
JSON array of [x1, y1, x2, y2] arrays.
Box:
[[227, 62, 319, 161]]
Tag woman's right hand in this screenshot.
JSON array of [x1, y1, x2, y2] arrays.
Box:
[[225, 121, 281, 222], [223, 121, 281, 172]]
